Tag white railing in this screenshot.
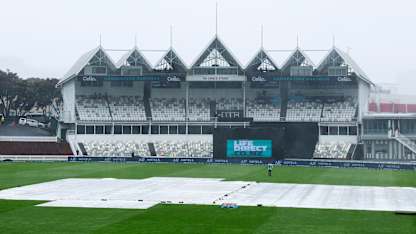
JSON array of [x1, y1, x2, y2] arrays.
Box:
[[0, 136, 58, 142]]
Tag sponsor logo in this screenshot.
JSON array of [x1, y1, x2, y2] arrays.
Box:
[[145, 158, 161, 162], [251, 76, 266, 82], [247, 160, 264, 164], [167, 76, 181, 82], [227, 139, 272, 158], [283, 161, 297, 165], [337, 76, 352, 82], [213, 159, 229, 163], [187, 75, 246, 82], [82, 76, 97, 82], [233, 140, 268, 152]]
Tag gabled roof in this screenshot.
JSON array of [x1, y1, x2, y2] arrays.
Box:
[[280, 47, 314, 72], [57, 46, 116, 86], [154, 48, 188, 73], [116, 47, 153, 71], [317, 47, 373, 85], [190, 36, 243, 70], [245, 49, 279, 72]]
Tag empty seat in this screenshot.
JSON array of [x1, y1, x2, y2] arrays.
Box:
[[108, 95, 146, 121], [188, 98, 211, 121], [76, 95, 111, 121], [150, 98, 186, 121], [246, 99, 280, 121], [83, 140, 150, 157], [313, 142, 351, 159]]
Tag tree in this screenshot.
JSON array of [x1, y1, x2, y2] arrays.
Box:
[[0, 69, 62, 119], [27, 78, 62, 117], [10, 79, 36, 116], [0, 69, 19, 117]]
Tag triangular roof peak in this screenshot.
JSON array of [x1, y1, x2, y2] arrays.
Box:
[[245, 48, 279, 72], [58, 46, 116, 86], [190, 36, 243, 70], [116, 47, 152, 71], [154, 48, 188, 73], [280, 47, 314, 72], [317, 47, 373, 85]]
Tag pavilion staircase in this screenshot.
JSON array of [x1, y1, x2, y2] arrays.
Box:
[[148, 142, 157, 157], [393, 134, 416, 154], [144, 98, 152, 120]]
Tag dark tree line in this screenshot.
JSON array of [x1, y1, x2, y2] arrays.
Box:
[[0, 69, 62, 118]]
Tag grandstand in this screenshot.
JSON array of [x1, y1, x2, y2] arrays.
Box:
[[55, 36, 416, 161]]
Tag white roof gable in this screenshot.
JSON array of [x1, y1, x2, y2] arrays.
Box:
[[317, 47, 373, 85], [245, 48, 280, 71], [190, 36, 243, 69], [116, 47, 152, 70], [58, 46, 116, 86], [280, 47, 315, 71]]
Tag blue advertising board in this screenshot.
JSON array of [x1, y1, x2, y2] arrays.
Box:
[[67, 157, 416, 170], [226, 139, 272, 158]]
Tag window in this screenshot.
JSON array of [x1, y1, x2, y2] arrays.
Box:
[[123, 126, 132, 134], [114, 125, 122, 134], [169, 126, 178, 134], [178, 125, 186, 134], [328, 66, 348, 76], [84, 66, 107, 75], [202, 126, 213, 134], [142, 126, 149, 134], [329, 126, 338, 135], [349, 126, 357, 135], [77, 125, 85, 134], [290, 66, 313, 76], [105, 125, 112, 134], [86, 126, 94, 134], [188, 126, 201, 134], [151, 125, 159, 134], [339, 126, 348, 135], [160, 126, 168, 134], [95, 126, 104, 134], [320, 126, 329, 135], [132, 126, 140, 134], [121, 66, 142, 76]]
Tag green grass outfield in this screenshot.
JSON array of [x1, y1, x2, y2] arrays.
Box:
[[0, 162, 415, 233]]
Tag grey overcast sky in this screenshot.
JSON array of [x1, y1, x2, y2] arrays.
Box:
[[1, 0, 415, 93]]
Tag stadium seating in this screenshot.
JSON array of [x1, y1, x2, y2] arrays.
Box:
[[313, 142, 351, 159], [216, 98, 243, 111], [321, 98, 357, 122], [246, 99, 281, 121], [83, 140, 150, 157], [108, 96, 147, 121], [188, 98, 211, 121], [154, 140, 213, 157], [76, 95, 111, 121], [82, 139, 212, 157], [286, 97, 357, 122], [150, 98, 186, 121], [286, 98, 323, 122]]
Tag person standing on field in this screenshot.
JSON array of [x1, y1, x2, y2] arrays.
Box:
[[267, 163, 273, 176]]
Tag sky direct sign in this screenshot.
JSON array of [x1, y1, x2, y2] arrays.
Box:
[[226, 139, 272, 158]]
